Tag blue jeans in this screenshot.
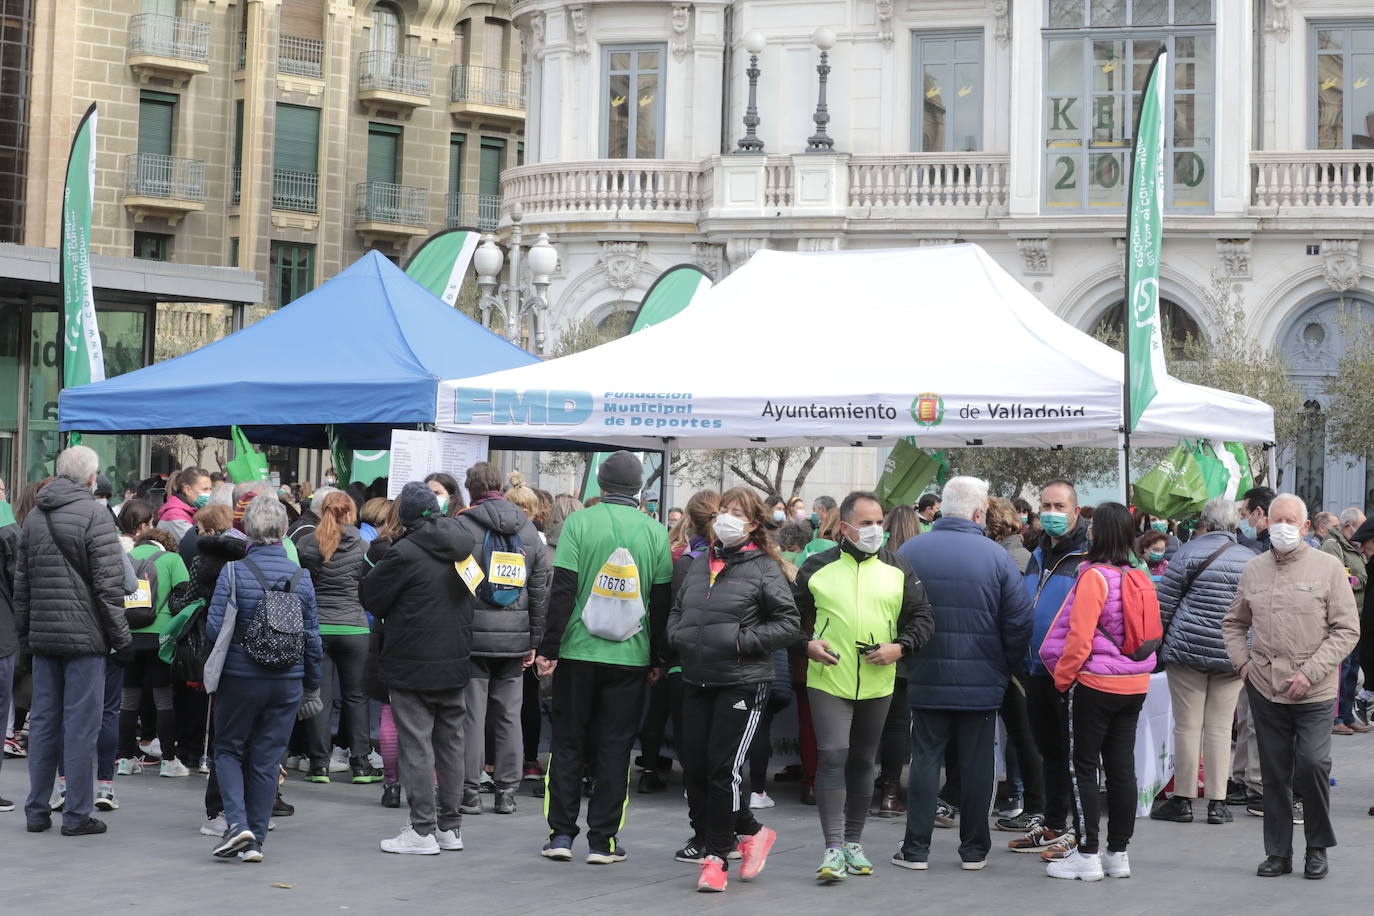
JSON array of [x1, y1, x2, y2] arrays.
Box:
[[213, 675, 301, 849], [0, 653, 13, 778], [1335, 649, 1359, 725], [58, 658, 122, 783], [25, 654, 105, 828]]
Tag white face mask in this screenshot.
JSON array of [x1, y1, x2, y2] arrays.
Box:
[[713, 513, 748, 546], [1270, 522, 1302, 553], [848, 522, 885, 554], [772, 509, 786, 523]]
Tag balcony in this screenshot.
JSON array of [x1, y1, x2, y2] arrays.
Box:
[[272, 168, 318, 213], [448, 66, 526, 121], [847, 154, 1010, 214], [1251, 151, 1374, 213], [354, 181, 429, 245], [446, 192, 502, 231], [127, 14, 209, 86], [357, 51, 431, 116], [279, 35, 324, 79], [502, 160, 711, 225], [122, 153, 205, 225]]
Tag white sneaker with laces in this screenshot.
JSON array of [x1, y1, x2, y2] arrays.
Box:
[[1046, 849, 1104, 881], [297, 757, 312, 773], [285, 755, 304, 770], [749, 791, 775, 809], [328, 748, 351, 773], [116, 758, 142, 777], [198, 757, 211, 775], [201, 814, 228, 836], [435, 828, 464, 850], [380, 825, 441, 855], [139, 738, 163, 759], [238, 849, 264, 863], [161, 759, 191, 778], [1101, 850, 1130, 878]]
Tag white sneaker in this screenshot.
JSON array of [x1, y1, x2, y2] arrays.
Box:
[[380, 825, 441, 855], [139, 738, 163, 759], [297, 756, 312, 773], [238, 849, 264, 863], [160, 759, 191, 778], [116, 758, 142, 776], [1101, 850, 1131, 878], [285, 755, 305, 771], [749, 791, 775, 809], [198, 756, 210, 775], [328, 748, 351, 773], [435, 828, 464, 851], [49, 780, 66, 812], [368, 750, 384, 770], [201, 814, 228, 836], [1046, 849, 1104, 881]]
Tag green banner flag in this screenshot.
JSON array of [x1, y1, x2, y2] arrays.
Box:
[[581, 265, 713, 500], [875, 438, 943, 512], [1124, 48, 1167, 431], [352, 450, 391, 487], [327, 425, 351, 489], [403, 229, 481, 306], [61, 102, 103, 390]]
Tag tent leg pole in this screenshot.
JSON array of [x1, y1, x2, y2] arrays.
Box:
[[1117, 429, 1130, 504], [660, 439, 675, 523], [1266, 443, 1277, 489]]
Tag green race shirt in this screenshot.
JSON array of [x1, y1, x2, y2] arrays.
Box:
[[129, 542, 190, 636], [553, 503, 673, 667]]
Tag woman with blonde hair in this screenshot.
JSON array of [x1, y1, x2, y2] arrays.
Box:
[[295, 490, 378, 785], [504, 471, 544, 536]]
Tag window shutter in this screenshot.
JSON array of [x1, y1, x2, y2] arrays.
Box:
[[274, 103, 320, 174], [138, 92, 176, 156], [478, 137, 504, 199], [280, 0, 323, 40], [449, 133, 465, 191], [368, 123, 401, 184]]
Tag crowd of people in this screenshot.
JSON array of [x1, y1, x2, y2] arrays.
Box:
[[0, 447, 1368, 890]]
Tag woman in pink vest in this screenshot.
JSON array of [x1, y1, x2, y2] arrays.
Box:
[[1040, 502, 1154, 883]]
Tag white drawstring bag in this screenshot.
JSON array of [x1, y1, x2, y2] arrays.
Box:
[[580, 546, 643, 642]]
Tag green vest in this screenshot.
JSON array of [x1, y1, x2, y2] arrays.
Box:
[[804, 550, 908, 700]]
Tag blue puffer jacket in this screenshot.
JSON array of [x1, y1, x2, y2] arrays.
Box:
[[1158, 530, 1255, 673], [898, 517, 1033, 711], [1022, 520, 1089, 676], [207, 542, 323, 689]]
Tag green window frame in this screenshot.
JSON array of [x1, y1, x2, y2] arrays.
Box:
[[138, 90, 177, 156], [478, 136, 504, 199], [1042, 0, 1214, 212], [449, 132, 465, 191], [367, 122, 401, 185], [269, 242, 314, 310], [133, 232, 171, 261]]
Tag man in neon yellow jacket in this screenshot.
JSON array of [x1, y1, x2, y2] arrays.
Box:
[[793, 490, 934, 884]]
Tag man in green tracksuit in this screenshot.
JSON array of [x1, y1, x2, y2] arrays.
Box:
[[794, 490, 934, 883]]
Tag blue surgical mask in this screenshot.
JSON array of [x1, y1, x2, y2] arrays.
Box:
[[772, 510, 786, 523], [1151, 521, 1168, 534], [1239, 519, 1256, 540], [1148, 550, 1165, 562], [1041, 512, 1070, 537]]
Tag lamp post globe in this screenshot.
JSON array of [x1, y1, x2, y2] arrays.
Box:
[[528, 233, 557, 281], [473, 234, 504, 280], [812, 26, 836, 50], [742, 30, 766, 55]]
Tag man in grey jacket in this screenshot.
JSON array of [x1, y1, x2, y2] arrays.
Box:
[[14, 446, 131, 836]]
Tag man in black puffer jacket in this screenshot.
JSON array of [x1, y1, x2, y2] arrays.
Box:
[[15, 446, 131, 837], [362, 482, 476, 856], [452, 462, 550, 816]]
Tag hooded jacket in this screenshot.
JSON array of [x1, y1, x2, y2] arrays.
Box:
[[900, 517, 1033, 710], [668, 541, 800, 687], [15, 477, 131, 657], [295, 524, 369, 629], [452, 496, 550, 657], [156, 492, 197, 542], [361, 516, 477, 691], [1022, 519, 1089, 676], [1157, 530, 1255, 673]]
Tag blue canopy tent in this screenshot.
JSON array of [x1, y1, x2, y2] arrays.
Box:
[[58, 251, 541, 449]]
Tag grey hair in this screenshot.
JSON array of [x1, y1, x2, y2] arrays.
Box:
[[55, 445, 100, 484], [940, 475, 990, 521], [1339, 507, 1365, 528], [242, 492, 288, 545], [209, 482, 236, 507], [307, 485, 340, 512], [1313, 512, 1338, 532], [1197, 496, 1240, 534], [1270, 492, 1308, 521]]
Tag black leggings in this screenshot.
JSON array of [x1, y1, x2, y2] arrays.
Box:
[[119, 646, 174, 760], [1066, 684, 1144, 854], [877, 678, 911, 782]]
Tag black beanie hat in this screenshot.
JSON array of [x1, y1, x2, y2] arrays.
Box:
[[597, 451, 642, 496], [398, 481, 440, 527]]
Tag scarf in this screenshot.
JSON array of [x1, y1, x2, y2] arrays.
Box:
[[600, 492, 640, 509]]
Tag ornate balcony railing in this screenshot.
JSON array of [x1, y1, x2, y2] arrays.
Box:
[[279, 35, 324, 78], [358, 50, 430, 98], [128, 14, 209, 63], [1251, 151, 1374, 209], [449, 66, 526, 111], [446, 192, 502, 231], [502, 160, 710, 217], [847, 154, 1010, 210], [356, 181, 428, 225], [272, 168, 318, 213], [124, 153, 206, 201]]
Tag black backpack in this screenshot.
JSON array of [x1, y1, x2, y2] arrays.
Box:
[[476, 528, 527, 608], [125, 547, 162, 630], [171, 597, 213, 684], [238, 559, 306, 671]]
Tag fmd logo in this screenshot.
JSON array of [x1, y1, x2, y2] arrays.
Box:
[[454, 388, 594, 425]]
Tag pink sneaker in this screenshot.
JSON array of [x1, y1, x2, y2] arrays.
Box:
[[697, 855, 727, 892], [736, 826, 777, 880]]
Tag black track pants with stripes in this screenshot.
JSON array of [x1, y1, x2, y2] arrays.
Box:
[[678, 682, 769, 864]]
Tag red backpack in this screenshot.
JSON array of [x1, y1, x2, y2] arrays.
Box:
[[1090, 565, 1163, 662]]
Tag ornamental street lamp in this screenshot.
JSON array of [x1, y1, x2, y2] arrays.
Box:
[[474, 204, 558, 354], [735, 30, 767, 153], [806, 27, 836, 152]]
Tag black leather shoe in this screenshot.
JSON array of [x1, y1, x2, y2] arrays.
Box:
[[26, 818, 52, 833], [272, 796, 295, 817], [1225, 779, 1249, 806], [1207, 800, 1233, 824], [1257, 855, 1293, 877], [1304, 848, 1328, 880], [60, 817, 107, 837], [637, 769, 666, 794], [1151, 795, 1194, 822]]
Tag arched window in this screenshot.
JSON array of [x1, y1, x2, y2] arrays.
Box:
[[371, 3, 400, 53], [1089, 298, 1202, 359]]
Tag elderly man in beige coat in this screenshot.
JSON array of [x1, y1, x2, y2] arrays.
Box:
[[1223, 493, 1359, 882]]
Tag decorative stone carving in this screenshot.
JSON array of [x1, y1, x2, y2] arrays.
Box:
[[1265, 0, 1290, 42], [526, 12, 545, 62], [1017, 237, 1051, 275], [797, 237, 842, 252], [600, 241, 645, 291], [876, 0, 893, 46], [1216, 239, 1251, 278], [989, 0, 1011, 49], [671, 4, 692, 60], [568, 5, 589, 56], [691, 242, 724, 278], [725, 237, 769, 270], [1321, 239, 1361, 292], [1114, 238, 1127, 281], [917, 237, 957, 247]]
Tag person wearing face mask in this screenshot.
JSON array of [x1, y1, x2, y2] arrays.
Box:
[[156, 467, 212, 542], [789, 497, 807, 523], [893, 477, 1032, 872], [1320, 507, 1367, 735], [1223, 493, 1359, 880], [667, 487, 800, 893], [424, 472, 465, 519], [916, 494, 941, 534], [1347, 517, 1374, 730], [1137, 531, 1170, 579], [764, 495, 788, 532], [793, 491, 934, 883], [1144, 516, 1182, 562], [1006, 479, 1090, 861], [1237, 486, 1276, 553]]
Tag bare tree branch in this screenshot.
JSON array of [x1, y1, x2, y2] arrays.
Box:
[[790, 447, 826, 497]]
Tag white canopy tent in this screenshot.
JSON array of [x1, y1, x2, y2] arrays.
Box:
[[436, 245, 1274, 461]]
